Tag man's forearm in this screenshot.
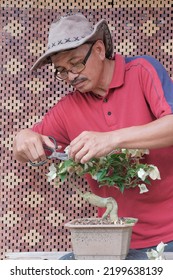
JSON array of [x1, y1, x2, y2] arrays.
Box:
[[115, 114, 173, 149]]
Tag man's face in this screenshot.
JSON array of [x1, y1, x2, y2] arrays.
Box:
[[51, 42, 105, 93]]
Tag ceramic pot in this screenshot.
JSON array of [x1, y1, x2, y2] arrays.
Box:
[[65, 217, 138, 260]]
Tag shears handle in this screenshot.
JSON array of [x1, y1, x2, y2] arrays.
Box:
[[29, 136, 57, 167]]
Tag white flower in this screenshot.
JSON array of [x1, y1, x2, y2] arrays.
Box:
[[46, 163, 57, 182], [146, 241, 167, 260], [156, 241, 167, 255], [142, 149, 150, 155], [99, 156, 107, 164], [148, 165, 161, 180], [137, 168, 148, 181], [146, 249, 159, 260], [84, 163, 88, 170], [138, 184, 149, 194], [128, 149, 149, 157], [91, 174, 97, 180], [87, 162, 94, 167], [156, 241, 167, 254]]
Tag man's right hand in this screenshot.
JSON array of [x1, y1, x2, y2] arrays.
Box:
[[13, 129, 55, 163]]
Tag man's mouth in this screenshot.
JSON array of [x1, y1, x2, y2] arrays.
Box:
[[71, 78, 87, 87]]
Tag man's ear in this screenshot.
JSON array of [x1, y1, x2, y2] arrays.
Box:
[[93, 40, 106, 60]]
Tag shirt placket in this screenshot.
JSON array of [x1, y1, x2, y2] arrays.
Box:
[[102, 93, 116, 127]]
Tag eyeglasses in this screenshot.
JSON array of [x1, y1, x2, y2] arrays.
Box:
[[54, 43, 94, 81]]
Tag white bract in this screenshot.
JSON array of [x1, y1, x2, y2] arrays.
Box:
[[46, 163, 57, 182], [146, 241, 167, 260], [138, 184, 149, 194], [148, 165, 161, 180], [138, 166, 161, 182], [126, 149, 149, 157], [137, 168, 148, 181], [91, 174, 97, 180]]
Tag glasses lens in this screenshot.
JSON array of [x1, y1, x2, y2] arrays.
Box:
[[55, 69, 68, 80], [55, 62, 85, 81], [71, 63, 85, 74]]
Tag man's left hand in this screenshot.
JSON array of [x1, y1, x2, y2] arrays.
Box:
[[69, 131, 116, 163]]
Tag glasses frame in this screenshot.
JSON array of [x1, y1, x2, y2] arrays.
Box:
[[54, 42, 95, 81]]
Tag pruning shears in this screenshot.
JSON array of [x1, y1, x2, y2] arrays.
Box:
[[29, 136, 68, 167]]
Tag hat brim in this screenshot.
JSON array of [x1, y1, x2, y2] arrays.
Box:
[[31, 19, 113, 71]]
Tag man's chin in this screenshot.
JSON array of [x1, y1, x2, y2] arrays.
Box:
[[75, 88, 86, 93], [74, 81, 87, 92]]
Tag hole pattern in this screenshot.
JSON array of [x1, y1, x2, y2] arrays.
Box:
[[1, 1, 173, 259]]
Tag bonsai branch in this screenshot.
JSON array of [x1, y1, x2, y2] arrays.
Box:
[[73, 185, 118, 222]]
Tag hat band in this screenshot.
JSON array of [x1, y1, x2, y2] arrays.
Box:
[[48, 35, 87, 50]]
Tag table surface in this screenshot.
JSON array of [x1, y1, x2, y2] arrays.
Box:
[[5, 251, 173, 260], [5, 251, 70, 260]]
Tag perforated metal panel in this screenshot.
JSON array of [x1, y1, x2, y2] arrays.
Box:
[[1, 0, 173, 259]]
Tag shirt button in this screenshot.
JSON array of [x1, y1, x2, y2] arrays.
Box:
[[103, 98, 108, 103], [107, 111, 112, 116]]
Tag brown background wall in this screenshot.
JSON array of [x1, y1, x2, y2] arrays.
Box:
[[1, 0, 173, 259]]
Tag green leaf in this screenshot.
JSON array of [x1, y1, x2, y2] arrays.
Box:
[[47, 148, 160, 195], [96, 169, 107, 181], [59, 173, 67, 182]]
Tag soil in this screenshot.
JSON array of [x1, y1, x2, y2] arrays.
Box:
[[71, 217, 136, 225]]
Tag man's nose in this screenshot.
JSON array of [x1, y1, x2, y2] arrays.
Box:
[[67, 71, 79, 81]]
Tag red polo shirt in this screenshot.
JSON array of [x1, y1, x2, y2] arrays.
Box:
[[33, 54, 173, 249]]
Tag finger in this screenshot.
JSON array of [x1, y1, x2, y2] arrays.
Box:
[[70, 131, 88, 149], [18, 136, 46, 163], [42, 136, 56, 149], [80, 150, 95, 164], [14, 148, 30, 162], [16, 144, 38, 163], [75, 144, 106, 163], [13, 131, 49, 164], [69, 141, 85, 159], [33, 142, 47, 162], [73, 145, 93, 163], [23, 141, 45, 163], [42, 136, 62, 151], [70, 134, 83, 146]]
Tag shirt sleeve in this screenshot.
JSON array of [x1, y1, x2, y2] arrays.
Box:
[[32, 101, 70, 150], [139, 56, 173, 118]]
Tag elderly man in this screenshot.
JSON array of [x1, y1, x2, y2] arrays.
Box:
[[13, 13, 173, 259]]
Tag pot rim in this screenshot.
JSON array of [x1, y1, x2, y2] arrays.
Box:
[[65, 217, 138, 229]]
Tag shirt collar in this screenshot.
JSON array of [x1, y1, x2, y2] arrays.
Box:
[[109, 54, 125, 89]]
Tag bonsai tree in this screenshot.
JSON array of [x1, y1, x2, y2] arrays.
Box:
[[46, 148, 160, 223]]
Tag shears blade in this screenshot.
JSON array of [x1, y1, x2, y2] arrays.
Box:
[[48, 151, 69, 161]]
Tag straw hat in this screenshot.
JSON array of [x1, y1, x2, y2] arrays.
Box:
[[31, 13, 113, 71]]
